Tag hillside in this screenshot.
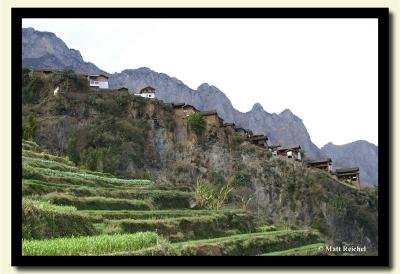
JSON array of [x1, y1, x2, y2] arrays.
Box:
[[21, 70, 378, 255], [21, 27, 379, 187]]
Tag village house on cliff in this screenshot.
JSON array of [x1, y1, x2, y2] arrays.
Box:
[[87, 74, 109, 89], [277, 145, 302, 161], [200, 111, 224, 127], [306, 158, 333, 172], [135, 86, 156, 98]]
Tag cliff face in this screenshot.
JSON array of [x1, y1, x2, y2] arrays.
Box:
[[22, 27, 377, 185], [22, 72, 378, 253]]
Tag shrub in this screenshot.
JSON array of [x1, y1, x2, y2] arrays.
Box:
[[51, 70, 87, 92], [22, 113, 37, 140], [233, 171, 251, 187], [208, 171, 225, 185], [22, 78, 45, 104], [22, 67, 31, 86], [187, 112, 205, 136], [231, 135, 245, 150], [66, 137, 80, 164], [80, 147, 120, 174]]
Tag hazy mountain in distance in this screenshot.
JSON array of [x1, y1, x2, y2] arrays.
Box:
[[321, 141, 378, 186]]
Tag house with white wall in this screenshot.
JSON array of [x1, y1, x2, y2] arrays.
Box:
[[87, 74, 109, 89], [134, 86, 156, 98]]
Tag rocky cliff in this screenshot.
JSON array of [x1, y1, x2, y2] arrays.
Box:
[[21, 27, 377, 185], [21, 71, 378, 253]]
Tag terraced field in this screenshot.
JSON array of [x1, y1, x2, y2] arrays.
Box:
[[21, 140, 326, 256]]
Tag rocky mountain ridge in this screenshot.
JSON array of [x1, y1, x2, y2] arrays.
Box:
[[21, 27, 378, 186]]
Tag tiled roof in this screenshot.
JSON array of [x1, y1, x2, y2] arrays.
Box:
[[336, 167, 359, 174]]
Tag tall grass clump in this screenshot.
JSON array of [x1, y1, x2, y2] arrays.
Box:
[[194, 178, 233, 210], [23, 232, 159, 256]]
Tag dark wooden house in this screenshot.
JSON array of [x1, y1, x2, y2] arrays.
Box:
[[248, 134, 268, 148], [307, 158, 333, 172], [201, 110, 224, 127], [335, 167, 361, 190]]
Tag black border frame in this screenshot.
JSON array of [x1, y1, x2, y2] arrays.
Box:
[[11, 7, 390, 267]]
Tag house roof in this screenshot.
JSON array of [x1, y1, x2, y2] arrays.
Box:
[[268, 144, 281, 149], [172, 103, 186, 108], [200, 110, 218, 116], [139, 86, 156, 93], [248, 135, 268, 141], [307, 158, 332, 165], [235, 127, 245, 132], [89, 74, 109, 79], [336, 167, 359, 174], [223, 123, 235, 127], [183, 104, 199, 111], [34, 69, 53, 73], [118, 87, 128, 91], [277, 147, 290, 152], [172, 103, 199, 112], [290, 145, 302, 150]]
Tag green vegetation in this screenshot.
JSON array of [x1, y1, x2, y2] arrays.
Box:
[[260, 242, 325, 256], [22, 198, 96, 240], [22, 113, 37, 140], [102, 211, 252, 242], [23, 164, 153, 186], [194, 179, 233, 209], [187, 112, 205, 136], [22, 77, 45, 104], [80, 147, 120, 174], [125, 230, 321, 256], [23, 232, 159, 256], [51, 70, 88, 92], [42, 193, 154, 210], [80, 209, 242, 220], [20, 68, 377, 256]]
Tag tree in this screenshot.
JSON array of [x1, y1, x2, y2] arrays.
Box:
[[187, 112, 205, 136], [22, 113, 37, 140]]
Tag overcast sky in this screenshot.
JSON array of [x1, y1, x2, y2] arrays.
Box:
[[22, 18, 378, 148]]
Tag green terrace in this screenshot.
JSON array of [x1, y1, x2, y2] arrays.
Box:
[[23, 232, 160, 256], [113, 230, 322, 256], [100, 211, 254, 242], [21, 140, 328, 256], [80, 209, 245, 220], [260, 242, 325, 256]]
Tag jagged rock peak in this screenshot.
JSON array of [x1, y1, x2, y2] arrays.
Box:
[[197, 83, 219, 92], [279, 108, 294, 116], [251, 103, 265, 112]]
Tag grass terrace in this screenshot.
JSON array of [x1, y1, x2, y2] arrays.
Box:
[[23, 232, 160, 256]]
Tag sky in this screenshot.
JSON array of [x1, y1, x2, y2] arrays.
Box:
[[22, 18, 378, 148]]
